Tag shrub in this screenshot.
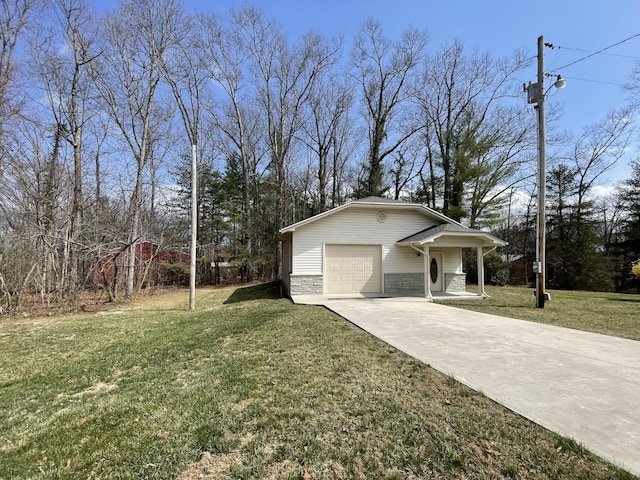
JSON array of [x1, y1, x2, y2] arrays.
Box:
[[484, 251, 510, 286]]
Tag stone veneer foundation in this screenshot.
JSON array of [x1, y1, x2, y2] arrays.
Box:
[[444, 273, 466, 292], [289, 275, 323, 295], [289, 272, 466, 296], [384, 272, 467, 295], [384, 273, 424, 295]]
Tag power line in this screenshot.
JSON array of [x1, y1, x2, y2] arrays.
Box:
[[556, 46, 640, 60], [554, 33, 640, 71], [562, 76, 626, 87]]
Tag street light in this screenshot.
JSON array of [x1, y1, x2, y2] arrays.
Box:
[[525, 36, 566, 309]]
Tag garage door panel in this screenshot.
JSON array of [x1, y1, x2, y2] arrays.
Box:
[[325, 245, 381, 294]]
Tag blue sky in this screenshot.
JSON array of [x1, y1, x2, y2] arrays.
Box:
[[92, 0, 640, 184]]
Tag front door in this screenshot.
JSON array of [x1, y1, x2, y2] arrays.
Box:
[[429, 253, 443, 292]]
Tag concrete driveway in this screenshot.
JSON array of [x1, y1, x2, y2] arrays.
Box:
[[317, 297, 640, 476]]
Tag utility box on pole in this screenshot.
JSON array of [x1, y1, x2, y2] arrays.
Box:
[[526, 82, 540, 104]]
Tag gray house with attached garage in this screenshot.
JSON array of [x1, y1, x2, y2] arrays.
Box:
[[279, 196, 506, 300]]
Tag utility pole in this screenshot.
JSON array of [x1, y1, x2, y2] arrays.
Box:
[[535, 35, 546, 309], [526, 36, 565, 308]]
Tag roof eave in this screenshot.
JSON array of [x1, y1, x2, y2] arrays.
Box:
[[279, 202, 351, 234], [279, 198, 461, 234], [397, 233, 507, 247], [349, 199, 459, 224]]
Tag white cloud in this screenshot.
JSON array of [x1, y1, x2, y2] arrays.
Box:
[[591, 184, 619, 199]]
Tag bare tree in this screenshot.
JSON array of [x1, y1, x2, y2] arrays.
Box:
[[0, 0, 41, 137], [198, 11, 264, 279], [351, 19, 427, 198], [417, 40, 531, 221], [627, 59, 640, 110], [232, 7, 341, 274], [1, 0, 40, 232], [465, 104, 536, 228], [1, 0, 42, 224], [302, 71, 354, 212], [598, 192, 626, 256], [33, 0, 100, 299], [245, 9, 340, 224], [329, 103, 360, 208], [92, 0, 182, 298], [1, 0, 99, 306], [0, 120, 71, 306], [569, 107, 634, 216], [389, 141, 423, 200]]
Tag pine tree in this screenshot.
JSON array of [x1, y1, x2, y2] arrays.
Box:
[[620, 160, 640, 291], [546, 164, 611, 290]]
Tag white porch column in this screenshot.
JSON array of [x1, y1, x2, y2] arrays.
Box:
[[477, 246, 486, 297], [424, 246, 431, 299]]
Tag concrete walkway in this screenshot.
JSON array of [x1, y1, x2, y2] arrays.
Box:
[[314, 297, 640, 476]]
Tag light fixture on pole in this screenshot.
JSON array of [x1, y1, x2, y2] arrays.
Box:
[[524, 36, 566, 309]]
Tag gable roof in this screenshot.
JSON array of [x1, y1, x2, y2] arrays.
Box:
[[353, 196, 408, 205], [279, 196, 461, 234], [397, 224, 507, 247]]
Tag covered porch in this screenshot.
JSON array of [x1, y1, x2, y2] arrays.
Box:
[[396, 224, 507, 300]]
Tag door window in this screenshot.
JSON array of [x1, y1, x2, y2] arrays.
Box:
[[430, 257, 438, 284]]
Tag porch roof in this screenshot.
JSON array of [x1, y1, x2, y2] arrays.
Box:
[[396, 224, 507, 247]]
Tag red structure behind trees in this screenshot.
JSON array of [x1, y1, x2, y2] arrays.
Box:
[[91, 242, 190, 290]]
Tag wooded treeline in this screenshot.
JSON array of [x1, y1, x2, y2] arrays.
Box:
[[1, 0, 639, 312]]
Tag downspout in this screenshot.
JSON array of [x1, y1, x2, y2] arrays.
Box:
[[478, 245, 499, 298], [482, 245, 498, 257]]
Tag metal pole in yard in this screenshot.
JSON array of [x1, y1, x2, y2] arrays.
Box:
[[189, 143, 197, 311]]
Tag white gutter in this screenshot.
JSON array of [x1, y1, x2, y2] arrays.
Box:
[[409, 244, 424, 256], [482, 246, 498, 257]]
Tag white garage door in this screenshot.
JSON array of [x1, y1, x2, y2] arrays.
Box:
[[325, 245, 382, 294]]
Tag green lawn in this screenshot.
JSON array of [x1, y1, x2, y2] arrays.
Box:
[[0, 283, 636, 479], [438, 286, 640, 341]]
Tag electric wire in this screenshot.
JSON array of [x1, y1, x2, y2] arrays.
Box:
[[561, 76, 626, 87], [554, 33, 640, 71], [556, 46, 640, 60]]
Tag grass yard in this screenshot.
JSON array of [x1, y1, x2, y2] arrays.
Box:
[[438, 286, 640, 341], [0, 282, 637, 479]]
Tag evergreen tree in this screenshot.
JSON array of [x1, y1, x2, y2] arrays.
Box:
[[619, 160, 640, 291], [546, 164, 611, 291], [546, 165, 577, 288]]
